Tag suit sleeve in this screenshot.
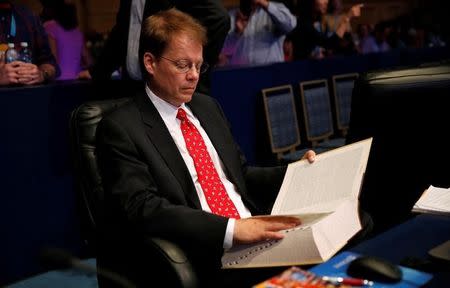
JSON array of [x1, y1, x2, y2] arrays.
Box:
[[96, 116, 228, 253]]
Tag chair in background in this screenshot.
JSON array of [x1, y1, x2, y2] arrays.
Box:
[[331, 73, 359, 137], [262, 85, 310, 163], [70, 98, 197, 288], [299, 79, 346, 151]]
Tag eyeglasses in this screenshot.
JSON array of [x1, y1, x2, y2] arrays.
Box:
[[160, 56, 209, 74]]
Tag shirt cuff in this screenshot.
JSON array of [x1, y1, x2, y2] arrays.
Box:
[[223, 218, 235, 249]]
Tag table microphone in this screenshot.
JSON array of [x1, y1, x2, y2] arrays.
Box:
[[39, 247, 137, 288]]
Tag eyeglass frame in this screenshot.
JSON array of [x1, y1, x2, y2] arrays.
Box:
[[159, 56, 209, 74]]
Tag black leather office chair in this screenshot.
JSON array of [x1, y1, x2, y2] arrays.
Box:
[[70, 97, 198, 288], [347, 63, 450, 234]]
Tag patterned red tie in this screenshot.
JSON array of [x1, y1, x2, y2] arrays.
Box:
[[177, 108, 240, 219]]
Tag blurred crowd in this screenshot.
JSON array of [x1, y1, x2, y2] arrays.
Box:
[[1, 0, 448, 86], [218, 0, 448, 65]]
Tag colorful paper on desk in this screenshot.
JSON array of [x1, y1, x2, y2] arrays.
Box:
[[309, 251, 433, 287], [253, 266, 341, 288]]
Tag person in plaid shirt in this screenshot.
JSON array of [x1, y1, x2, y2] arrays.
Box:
[[0, 0, 59, 86]]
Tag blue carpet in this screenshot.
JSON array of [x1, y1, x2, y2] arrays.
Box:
[[6, 259, 98, 288]]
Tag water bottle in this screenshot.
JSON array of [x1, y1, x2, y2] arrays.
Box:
[[19, 42, 32, 63], [5, 43, 18, 63]]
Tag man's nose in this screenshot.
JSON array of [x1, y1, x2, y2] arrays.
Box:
[[186, 67, 200, 80]]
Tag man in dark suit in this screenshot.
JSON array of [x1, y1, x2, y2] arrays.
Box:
[[96, 8, 316, 288], [80, 0, 229, 95]]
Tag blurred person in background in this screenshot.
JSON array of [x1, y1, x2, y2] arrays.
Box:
[[356, 23, 377, 54], [323, 0, 357, 56], [358, 21, 391, 54], [219, 0, 296, 66], [290, 0, 362, 60], [44, 2, 91, 80], [0, 0, 58, 86]]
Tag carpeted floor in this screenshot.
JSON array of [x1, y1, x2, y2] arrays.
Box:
[[6, 259, 98, 288]]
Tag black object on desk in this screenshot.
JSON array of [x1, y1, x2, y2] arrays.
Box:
[[350, 214, 450, 287], [347, 256, 403, 283]]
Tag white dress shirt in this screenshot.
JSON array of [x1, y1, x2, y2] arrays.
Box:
[[146, 85, 252, 248]]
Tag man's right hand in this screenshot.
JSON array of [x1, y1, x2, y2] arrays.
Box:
[[0, 57, 20, 85], [233, 215, 301, 245], [235, 10, 249, 35], [78, 69, 92, 80]]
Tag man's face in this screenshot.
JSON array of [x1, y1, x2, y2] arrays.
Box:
[[315, 0, 329, 15], [144, 33, 203, 107]]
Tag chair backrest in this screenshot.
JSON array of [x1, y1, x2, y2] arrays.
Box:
[[299, 79, 334, 146], [69, 97, 199, 288], [262, 85, 301, 160], [331, 73, 358, 136], [69, 97, 131, 252], [347, 63, 450, 233]]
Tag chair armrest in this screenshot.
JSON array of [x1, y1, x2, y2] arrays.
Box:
[[143, 237, 198, 288]]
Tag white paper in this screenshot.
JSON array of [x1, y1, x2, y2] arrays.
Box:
[[413, 185, 450, 215]]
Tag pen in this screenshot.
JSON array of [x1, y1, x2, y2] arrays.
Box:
[[322, 276, 374, 286]]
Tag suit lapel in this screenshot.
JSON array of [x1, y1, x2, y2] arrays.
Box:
[[134, 90, 202, 209], [187, 97, 246, 196]]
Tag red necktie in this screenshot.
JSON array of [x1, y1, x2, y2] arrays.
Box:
[[177, 108, 240, 219]]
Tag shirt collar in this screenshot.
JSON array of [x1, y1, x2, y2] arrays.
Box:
[[145, 84, 192, 120]]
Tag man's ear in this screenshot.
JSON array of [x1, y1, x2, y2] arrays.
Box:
[[143, 52, 156, 76]]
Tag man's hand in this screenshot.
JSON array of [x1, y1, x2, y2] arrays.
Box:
[[78, 69, 92, 80], [15, 62, 44, 85], [301, 150, 316, 163], [253, 0, 269, 10], [347, 3, 364, 18], [0, 58, 21, 85], [235, 10, 249, 34], [233, 215, 301, 245], [336, 3, 363, 38]]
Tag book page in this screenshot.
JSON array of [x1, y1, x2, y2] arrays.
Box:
[[312, 199, 361, 260], [222, 212, 330, 268], [272, 139, 372, 215]]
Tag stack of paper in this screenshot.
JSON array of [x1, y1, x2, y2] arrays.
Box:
[[412, 185, 450, 215]]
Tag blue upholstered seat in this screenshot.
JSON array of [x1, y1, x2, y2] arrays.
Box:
[[262, 85, 310, 163], [299, 79, 346, 151], [332, 73, 359, 136]]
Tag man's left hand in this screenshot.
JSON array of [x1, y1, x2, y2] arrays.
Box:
[[253, 0, 269, 9], [16, 62, 45, 85], [301, 150, 316, 163]]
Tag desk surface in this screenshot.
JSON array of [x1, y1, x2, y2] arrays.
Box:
[[349, 214, 450, 287]]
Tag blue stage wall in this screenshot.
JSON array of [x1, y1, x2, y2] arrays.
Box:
[[211, 47, 450, 165]]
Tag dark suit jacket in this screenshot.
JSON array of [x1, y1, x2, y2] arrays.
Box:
[[91, 0, 230, 86], [96, 89, 286, 286]]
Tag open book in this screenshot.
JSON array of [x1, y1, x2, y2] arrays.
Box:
[[222, 138, 372, 268]]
